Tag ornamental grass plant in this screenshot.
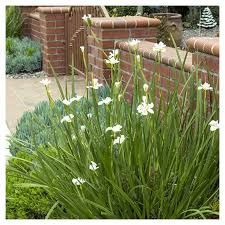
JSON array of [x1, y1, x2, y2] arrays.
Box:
[[8, 18, 219, 219]]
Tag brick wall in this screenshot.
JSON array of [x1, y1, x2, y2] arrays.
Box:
[[116, 37, 219, 103], [20, 6, 38, 37], [29, 13, 41, 42], [116, 40, 193, 101], [87, 16, 160, 82], [186, 37, 219, 91]]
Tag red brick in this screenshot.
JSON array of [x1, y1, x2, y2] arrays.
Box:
[[130, 28, 158, 38], [47, 41, 65, 47], [46, 28, 65, 34], [101, 29, 130, 39], [45, 14, 65, 21], [56, 21, 65, 27]]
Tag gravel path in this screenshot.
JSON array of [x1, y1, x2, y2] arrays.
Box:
[[181, 25, 219, 48], [6, 71, 48, 79]]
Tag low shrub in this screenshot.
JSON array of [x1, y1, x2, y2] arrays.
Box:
[[9, 87, 109, 156], [6, 37, 42, 74], [6, 150, 62, 219], [9, 100, 64, 156], [6, 6, 23, 38]]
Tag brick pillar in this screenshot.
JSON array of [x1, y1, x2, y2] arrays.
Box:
[[186, 37, 219, 90], [87, 16, 160, 82], [20, 6, 39, 37], [37, 7, 70, 76]]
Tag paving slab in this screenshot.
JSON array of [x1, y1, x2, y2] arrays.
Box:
[[6, 76, 86, 133]]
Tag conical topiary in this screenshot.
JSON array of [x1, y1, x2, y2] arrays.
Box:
[[198, 7, 217, 28]]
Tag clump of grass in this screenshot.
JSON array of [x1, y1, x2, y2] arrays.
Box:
[[9, 19, 219, 219]]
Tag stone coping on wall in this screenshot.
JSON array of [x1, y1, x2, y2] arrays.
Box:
[[91, 16, 161, 29], [186, 37, 219, 57], [116, 41, 193, 72], [29, 12, 40, 20], [37, 6, 71, 14]]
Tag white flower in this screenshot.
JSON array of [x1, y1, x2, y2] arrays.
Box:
[[40, 78, 51, 86], [62, 99, 71, 106], [106, 124, 122, 133], [198, 82, 213, 91], [136, 55, 140, 63], [87, 78, 103, 89], [109, 49, 119, 58], [72, 134, 76, 140], [209, 120, 219, 131], [118, 94, 122, 101], [71, 95, 83, 101], [142, 96, 147, 103], [87, 113, 92, 118], [113, 135, 126, 145], [62, 95, 83, 105], [115, 81, 121, 88], [105, 56, 120, 65], [61, 114, 74, 123], [143, 84, 149, 92], [82, 14, 91, 22], [81, 125, 86, 132], [98, 97, 113, 106], [89, 161, 99, 171], [153, 41, 166, 53], [72, 177, 86, 185], [137, 97, 154, 116], [128, 39, 140, 48], [80, 46, 84, 52]]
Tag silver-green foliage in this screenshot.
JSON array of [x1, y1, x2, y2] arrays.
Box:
[[10, 43, 219, 219], [6, 37, 42, 74]]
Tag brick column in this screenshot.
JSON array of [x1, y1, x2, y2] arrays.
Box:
[[20, 6, 39, 37], [186, 37, 219, 89], [87, 16, 160, 82], [37, 7, 70, 75]]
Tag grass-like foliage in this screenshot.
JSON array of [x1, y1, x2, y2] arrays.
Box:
[[6, 37, 42, 74], [9, 29, 219, 218], [6, 6, 23, 38]]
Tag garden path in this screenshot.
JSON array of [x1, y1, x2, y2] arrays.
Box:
[[6, 75, 86, 133]]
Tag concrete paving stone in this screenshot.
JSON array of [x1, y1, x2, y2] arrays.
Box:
[[6, 75, 86, 133]]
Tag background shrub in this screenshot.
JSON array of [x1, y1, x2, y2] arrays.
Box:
[[6, 6, 23, 38], [6, 150, 62, 219], [6, 37, 42, 74]]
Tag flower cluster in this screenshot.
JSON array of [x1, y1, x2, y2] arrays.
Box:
[[62, 96, 83, 106], [106, 124, 122, 133], [198, 82, 213, 91], [82, 14, 92, 26], [137, 96, 154, 116], [87, 78, 103, 89], [105, 49, 120, 65], [61, 114, 74, 123], [40, 78, 51, 86], [106, 124, 125, 145], [152, 41, 166, 53], [209, 120, 219, 131], [72, 161, 99, 186], [98, 97, 113, 106], [128, 39, 140, 49]]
